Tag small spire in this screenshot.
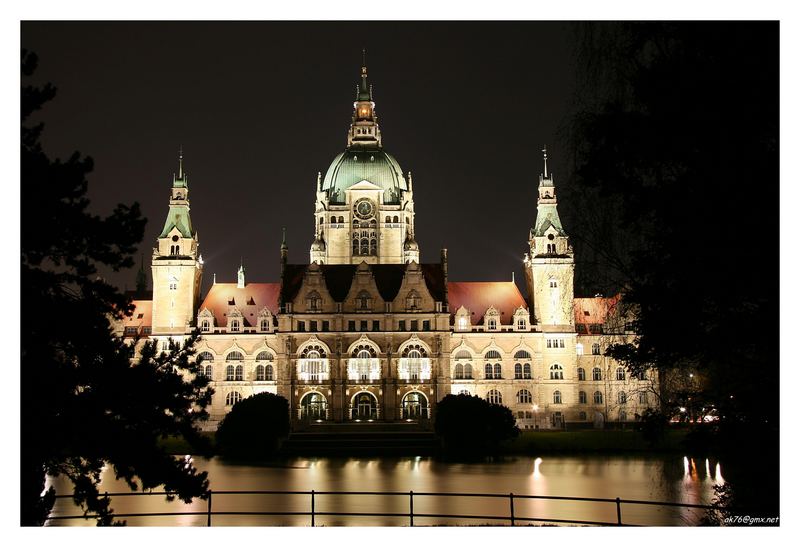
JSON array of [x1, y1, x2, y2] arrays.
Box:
[[542, 145, 548, 178], [281, 227, 287, 248], [362, 47, 367, 69], [178, 146, 184, 179], [237, 259, 245, 288], [213, 272, 216, 284]]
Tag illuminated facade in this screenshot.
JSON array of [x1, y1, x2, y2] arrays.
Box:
[[122, 60, 657, 430]]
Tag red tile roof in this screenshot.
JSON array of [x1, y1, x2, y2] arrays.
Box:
[[447, 281, 527, 325], [122, 300, 152, 328], [573, 294, 622, 326], [199, 282, 281, 327]]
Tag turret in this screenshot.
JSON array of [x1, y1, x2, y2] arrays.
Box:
[[151, 149, 203, 334], [524, 146, 574, 328]]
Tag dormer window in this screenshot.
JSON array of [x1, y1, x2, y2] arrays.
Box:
[[308, 291, 322, 311], [488, 318, 497, 330], [357, 291, 371, 311], [458, 317, 468, 330], [200, 320, 211, 332], [260, 318, 269, 331], [230, 319, 240, 332], [406, 290, 421, 311]]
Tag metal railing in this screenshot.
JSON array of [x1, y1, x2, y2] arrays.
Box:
[[45, 489, 715, 526]]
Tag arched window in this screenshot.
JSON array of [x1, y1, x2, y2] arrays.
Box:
[[493, 363, 502, 379], [455, 363, 464, 379], [618, 391, 627, 404], [360, 238, 369, 255], [514, 363, 522, 379], [200, 320, 211, 332], [256, 365, 265, 381], [393, 215, 399, 223], [616, 367, 626, 381], [516, 389, 532, 404], [225, 391, 242, 406], [225, 365, 235, 381], [352, 237, 359, 255], [577, 367, 586, 381], [370, 238, 377, 255], [485, 350, 502, 360], [235, 365, 243, 381], [464, 363, 473, 379], [579, 390, 587, 404], [484, 363, 493, 379], [203, 365, 213, 379], [592, 343, 601, 355], [332, 215, 337, 223], [592, 367, 602, 381], [265, 364, 274, 381], [549, 363, 564, 380], [523, 363, 532, 379], [197, 351, 214, 364], [256, 351, 273, 361], [486, 390, 502, 405], [454, 350, 471, 360], [594, 391, 604, 404], [514, 350, 531, 360], [226, 351, 243, 361], [338, 216, 344, 224], [553, 390, 562, 404]]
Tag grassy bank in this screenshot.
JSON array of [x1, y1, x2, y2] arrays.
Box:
[[502, 429, 688, 454]]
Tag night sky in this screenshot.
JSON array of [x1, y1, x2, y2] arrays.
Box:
[[21, 21, 578, 295]]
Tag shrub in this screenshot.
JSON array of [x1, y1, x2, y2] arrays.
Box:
[[215, 392, 290, 458], [637, 408, 669, 446], [434, 394, 520, 455]]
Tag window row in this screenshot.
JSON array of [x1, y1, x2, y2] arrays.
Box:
[[202, 364, 275, 382], [484, 390, 647, 406], [200, 318, 272, 333], [197, 350, 275, 363], [453, 349, 533, 360]]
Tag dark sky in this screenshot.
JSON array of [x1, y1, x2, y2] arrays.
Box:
[[22, 21, 578, 295]]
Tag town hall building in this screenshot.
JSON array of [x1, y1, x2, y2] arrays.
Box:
[[119, 60, 657, 430]]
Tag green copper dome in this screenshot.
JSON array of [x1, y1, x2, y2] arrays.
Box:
[[322, 148, 407, 204]]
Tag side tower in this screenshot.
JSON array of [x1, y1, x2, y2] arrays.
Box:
[[151, 151, 204, 335], [524, 147, 575, 329], [310, 53, 418, 265]]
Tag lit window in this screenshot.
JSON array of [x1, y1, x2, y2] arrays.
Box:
[[464, 364, 473, 379], [514, 363, 522, 379], [517, 318, 526, 330], [486, 390, 502, 405], [592, 367, 602, 381], [592, 343, 601, 355], [484, 363, 493, 379], [226, 351, 243, 361], [577, 367, 586, 381], [616, 367, 626, 381], [225, 391, 242, 406], [197, 351, 214, 364], [579, 391, 587, 404], [523, 363, 531, 379], [265, 364, 274, 381], [549, 363, 564, 380], [488, 319, 497, 330], [260, 318, 269, 331], [230, 320, 241, 332], [203, 365, 213, 379], [576, 343, 584, 355], [553, 390, 562, 404], [225, 365, 235, 381], [516, 389, 532, 404], [593, 391, 603, 404], [493, 363, 502, 379], [455, 363, 464, 379], [256, 365, 265, 381], [201, 320, 210, 332]]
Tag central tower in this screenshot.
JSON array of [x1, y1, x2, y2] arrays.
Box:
[[310, 55, 419, 265]]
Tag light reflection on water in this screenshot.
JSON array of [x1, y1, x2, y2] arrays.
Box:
[[46, 455, 722, 527]]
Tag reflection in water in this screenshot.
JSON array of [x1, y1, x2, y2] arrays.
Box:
[[47, 455, 722, 527]]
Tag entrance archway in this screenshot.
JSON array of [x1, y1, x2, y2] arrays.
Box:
[[300, 392, 327, 420], [401, 391, 429, 419], [351, 391, 378, 420]]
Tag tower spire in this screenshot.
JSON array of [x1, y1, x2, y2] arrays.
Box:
[[542, 145, 548, 178], [348, 50, 381, 148], [178, 146, 184, 179]]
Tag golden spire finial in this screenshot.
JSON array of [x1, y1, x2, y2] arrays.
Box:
[[542, 145, 548, 178]]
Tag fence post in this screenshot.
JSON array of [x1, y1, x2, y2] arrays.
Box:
[[615, 497, 622, 526], [409, 490, 414, 527], [509, 493, 515, 526], [311, 490, 315, 527], [207, 490, 212, 527]]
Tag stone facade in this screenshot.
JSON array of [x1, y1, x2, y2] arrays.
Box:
[[120, 61, 658, 430]]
